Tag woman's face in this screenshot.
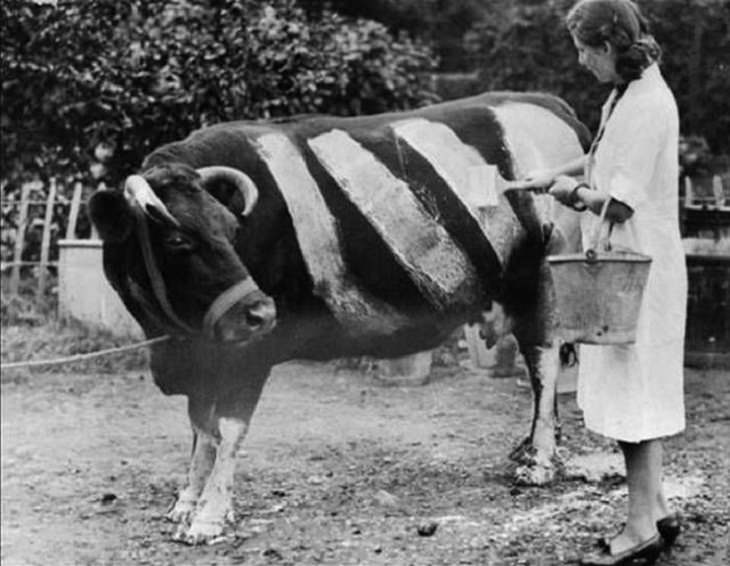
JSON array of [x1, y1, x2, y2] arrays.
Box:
[[572, 34, 620, 84]]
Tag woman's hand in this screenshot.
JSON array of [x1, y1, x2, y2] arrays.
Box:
[[520, 168, 555, 191], [548, 175, 581, 207]]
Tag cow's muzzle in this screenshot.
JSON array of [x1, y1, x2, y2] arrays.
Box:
[[202, 278, 276, 343]]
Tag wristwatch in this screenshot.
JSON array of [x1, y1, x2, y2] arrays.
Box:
[[570, 182, 589, 211]]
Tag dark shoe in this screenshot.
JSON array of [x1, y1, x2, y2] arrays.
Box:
[[580, 533, 664, 565], [657, 514, 681, 547], [596, 528, 623, 551]]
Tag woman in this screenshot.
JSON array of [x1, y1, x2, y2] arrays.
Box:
[[525, 1, 687, 564]]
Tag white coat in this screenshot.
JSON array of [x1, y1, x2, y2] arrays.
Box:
[[577, 63, 687, 442]]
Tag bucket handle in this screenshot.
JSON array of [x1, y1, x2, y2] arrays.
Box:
[[585, 196, 612, 263]]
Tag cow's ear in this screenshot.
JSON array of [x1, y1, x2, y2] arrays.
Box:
[[202, 176, 247, 216], [88, 190, 134, 242]]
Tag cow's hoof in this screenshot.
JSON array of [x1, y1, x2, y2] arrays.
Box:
[[165, 498, 197, 524], [172, 519, 228, 545], [514, 461, 556, 486]]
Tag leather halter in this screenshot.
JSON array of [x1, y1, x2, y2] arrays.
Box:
[[131, 205, 261, 339], [201, 277, 262, 339]]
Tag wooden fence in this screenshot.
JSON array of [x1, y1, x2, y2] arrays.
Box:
[[1, 179, 99, 299], [683, 174, 729, 211]]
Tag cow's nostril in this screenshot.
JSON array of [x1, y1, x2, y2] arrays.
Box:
[[243, 299, 276, 329], [214, 297, 276, 342], [245, 311, 264, 328]]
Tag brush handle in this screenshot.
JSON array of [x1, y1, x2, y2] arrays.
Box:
[[502, 180, 550, 193]]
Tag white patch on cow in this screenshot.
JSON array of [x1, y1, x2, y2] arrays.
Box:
[[491, 102, 583, 176], [391, 118, 522, 265], [308, 129, 479, 310], [255, 132, 408, 335], [489, 102, 585, 231]]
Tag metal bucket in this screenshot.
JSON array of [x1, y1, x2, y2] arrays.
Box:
[[547, 250, 651, 344]]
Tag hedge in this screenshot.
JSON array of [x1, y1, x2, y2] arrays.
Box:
[[1, 0, 438, 186]]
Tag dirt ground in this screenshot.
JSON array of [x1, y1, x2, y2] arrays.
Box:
[[2, 358, 729, 566]]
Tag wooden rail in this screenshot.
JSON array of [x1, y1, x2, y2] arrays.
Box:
[[683, 175, 729, 211], [2, 179, 89, 298]]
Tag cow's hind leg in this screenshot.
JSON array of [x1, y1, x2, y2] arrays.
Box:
[[167, 403, 217, 523], [510, 342, 562, 485]]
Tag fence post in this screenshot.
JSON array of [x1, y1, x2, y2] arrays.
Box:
[[65, 181, 83, 240], [683, 176, 694, 208], [712, 175, 724, 208], [89, 181, 104, 239], [38, 177, 58, 298], [9, 183, 32, 296]]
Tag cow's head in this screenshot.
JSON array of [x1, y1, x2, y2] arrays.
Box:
[[89, 163, 276, 344]]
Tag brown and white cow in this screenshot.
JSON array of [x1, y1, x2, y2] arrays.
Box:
[[89, 91, 589, 544]]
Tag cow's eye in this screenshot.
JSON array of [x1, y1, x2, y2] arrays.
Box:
[[164, 232, 193, 253]]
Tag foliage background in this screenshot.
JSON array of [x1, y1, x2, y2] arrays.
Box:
[[1, 0, 437, 185]]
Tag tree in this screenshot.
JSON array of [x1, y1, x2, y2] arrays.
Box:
[[0, 0, 438, 184]]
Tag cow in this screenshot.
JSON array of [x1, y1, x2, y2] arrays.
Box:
[[89, 91, 590, 545]]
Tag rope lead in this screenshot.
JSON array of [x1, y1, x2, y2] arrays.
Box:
[[1, 335, 170, 370]]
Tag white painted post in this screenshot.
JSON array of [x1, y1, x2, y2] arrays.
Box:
[[712, 175, 724, 208], [38, 177, 57, 297], [683, 176, 694, 209], [9, 183, 32, 296], [65, 181, 83, 239]]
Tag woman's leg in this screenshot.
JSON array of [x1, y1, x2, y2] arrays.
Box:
[[652, 441, 673, 521], [610, 439, 663, 552]]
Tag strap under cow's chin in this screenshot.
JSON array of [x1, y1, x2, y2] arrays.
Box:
[[201, 277, 262, 340]]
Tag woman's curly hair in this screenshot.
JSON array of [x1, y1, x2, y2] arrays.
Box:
[[566, 0, 661, 82]]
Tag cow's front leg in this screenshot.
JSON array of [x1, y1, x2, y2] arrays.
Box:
[[173, 370, 269, 546], [175, 415, 248, 545], [510, 343, 561, 485], [167, 427, 216, 524]]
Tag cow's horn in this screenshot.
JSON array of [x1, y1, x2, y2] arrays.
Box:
[[196, 166, 259, 216], [124, 175, 179, 226]]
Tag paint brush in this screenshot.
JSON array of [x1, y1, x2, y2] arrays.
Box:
[[501, 179, 552, 194], [465, 165, 551, 209]]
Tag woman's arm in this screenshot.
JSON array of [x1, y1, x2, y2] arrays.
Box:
[[549, 175, 633, 223], [522, 155, 588, 188]]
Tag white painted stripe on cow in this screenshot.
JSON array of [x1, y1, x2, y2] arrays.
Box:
[[490, 102, 584, 175], [489, 102, 586, 235], [308, 129, 478, 310], [254, 132, 408, 335], [391, 118, 522, 265]]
